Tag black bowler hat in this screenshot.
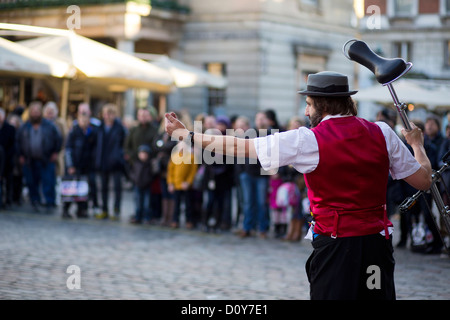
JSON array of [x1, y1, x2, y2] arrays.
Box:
[[298, 71, 358, 97]]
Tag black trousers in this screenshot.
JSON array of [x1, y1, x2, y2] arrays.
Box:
[[306, 233, 396, 300]]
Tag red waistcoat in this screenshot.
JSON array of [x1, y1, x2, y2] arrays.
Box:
[[304, 116, 393, 238]]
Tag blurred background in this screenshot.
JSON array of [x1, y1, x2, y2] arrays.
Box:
[[0, 0, 449, 131]]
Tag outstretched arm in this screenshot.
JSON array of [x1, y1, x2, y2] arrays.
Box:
[[401, 122, 432, 191], [164, 112, 258, 159]]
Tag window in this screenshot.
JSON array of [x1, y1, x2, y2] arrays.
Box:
[[392, 41, 412, 61], [301, 0, 319, 7], [205, 62, 226, 113], [445, 0, 450, 15], [297, 0, 320, 12], [445, 40, 450, 67], [392, 0, 415, 17]]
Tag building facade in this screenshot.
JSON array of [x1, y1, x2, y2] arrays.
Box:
[[360, 0, 450, 78], [357, 0, 450, 120], [0, 0, 357, 124]]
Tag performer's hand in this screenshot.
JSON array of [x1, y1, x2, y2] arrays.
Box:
[[401, 122, 424, 148], [165, 112, 187, 137]]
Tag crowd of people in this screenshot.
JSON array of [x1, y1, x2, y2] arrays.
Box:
[[0, 99, 449, 250]]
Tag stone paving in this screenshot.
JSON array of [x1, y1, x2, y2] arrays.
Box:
[[0, 190, 449, 301]]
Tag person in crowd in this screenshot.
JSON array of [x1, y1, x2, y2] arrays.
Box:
[[153, 120, 177, 227], [282, 116, 306, 242], [203, 115, 234, 232], [438, 124, 450, 205], [129, 144, 153, 224], [124, 106, 159, 219], [268, 170, 284, 238], [235, 111, 271, 239], [376, 108, 404, 219], [76, 102, 102, 127], [43, 101, 68, 206], [43, 101, 68, 177], [124, 106, 158, 171], [232, 116, 251, 229], [376, 108, 397, 131], [402, 119, 443, 254], [0, 108, 16, 209], [272, 168, 302, 239], [0, 145, 4, 210], [164, 71, 432, 300], [166, 142, 198, 229], [264, 109, 283, 131], [94, 103, 127, 220], [16, 101, 62, 212], [74, 103, 100, 212], [203, 114, 217, 132], [6, 114, 23, 206], [424, 115, 444, 170], [63, 109, 99, 219]]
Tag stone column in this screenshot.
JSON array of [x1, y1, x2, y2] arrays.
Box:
[[117, 39, 136, 118]]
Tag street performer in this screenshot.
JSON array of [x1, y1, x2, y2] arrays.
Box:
[[164, 71, 432, 300]]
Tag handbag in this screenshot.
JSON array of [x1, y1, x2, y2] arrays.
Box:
[[60, 175, 89, 202]]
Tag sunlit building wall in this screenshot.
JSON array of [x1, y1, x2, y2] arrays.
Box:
[[0, 0, 357, 124]]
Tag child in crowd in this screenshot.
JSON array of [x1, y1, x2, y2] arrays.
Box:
[[166, 143, 198, 229], [129, 144, 153, 224], [269, 173, 285, 238]]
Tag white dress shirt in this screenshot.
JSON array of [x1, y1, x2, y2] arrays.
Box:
[[254, 114, 421, 180]]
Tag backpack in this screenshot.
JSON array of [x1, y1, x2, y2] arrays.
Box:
[[276, 182, 300, 208]]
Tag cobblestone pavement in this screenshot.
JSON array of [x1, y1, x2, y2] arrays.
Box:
[[0, 191, 449, 301]]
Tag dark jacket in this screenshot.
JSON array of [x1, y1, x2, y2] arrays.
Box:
[[0, 121, 16, 172], [124, 122, 158, 162], [0, 145, 4, 179], [65, 124, 98, 174], [235, 128, 269, 177], [152, 131, 177, 177], [204, 153, 235, 192], [95, 118, 127, 172], [129, 159, 153, 189], [16, 119, 62, 163]]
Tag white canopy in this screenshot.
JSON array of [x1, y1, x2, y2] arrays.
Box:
[[17, 33, 174, 93], [354, 79, 450, 110], [0, 36, 74, 78], [137, 53, 228, 89]]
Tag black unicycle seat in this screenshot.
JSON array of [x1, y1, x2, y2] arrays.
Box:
[[346, 40, 409, 85]]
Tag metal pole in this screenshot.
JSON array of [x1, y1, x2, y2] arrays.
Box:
[[386, 83, 412, 131]]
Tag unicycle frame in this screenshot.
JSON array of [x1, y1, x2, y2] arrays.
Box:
[[344, 39, 450, 253]]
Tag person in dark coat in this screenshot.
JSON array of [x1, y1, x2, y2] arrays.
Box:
[[202, 115, 234, 232], [16, 101, 62, 211], [0, 145, 4, 210], [94, 103, 127, 220], [0, 108, 16, 209], [129, 144, 153, 224], [63, 112, 98, 218]]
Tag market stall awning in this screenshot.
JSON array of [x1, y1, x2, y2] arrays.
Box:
[[354, 80, 450, 110], [137, 53, 228, 89], [0, 36, 74, 78], [17, 33, 174, 93]]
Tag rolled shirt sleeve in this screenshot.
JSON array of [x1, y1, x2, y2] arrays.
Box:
[[253, 127, 319, 174], [376, 121, 421, 180]]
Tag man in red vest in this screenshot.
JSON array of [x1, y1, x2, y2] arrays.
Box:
[[164, 71, 432, 300]]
